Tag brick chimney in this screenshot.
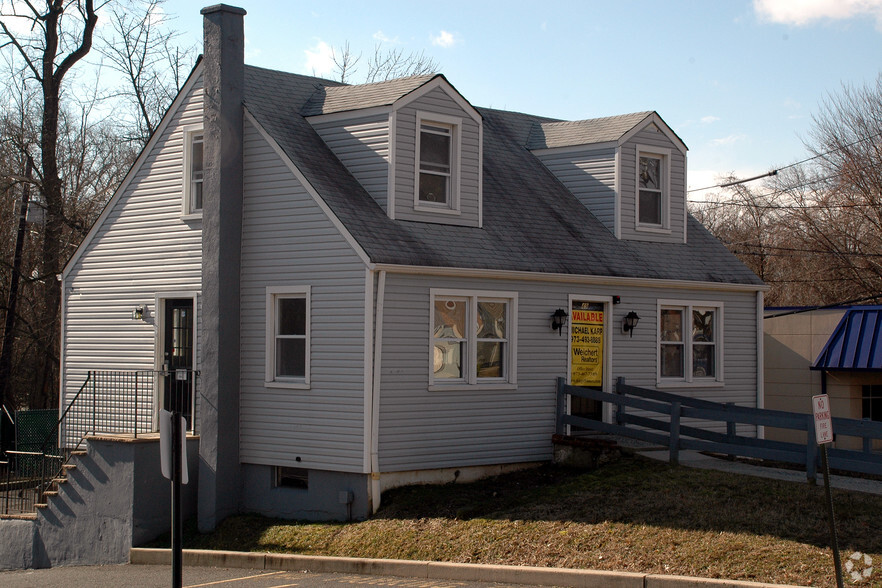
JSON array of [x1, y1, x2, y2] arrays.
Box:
[[198, 3, 245, 533]]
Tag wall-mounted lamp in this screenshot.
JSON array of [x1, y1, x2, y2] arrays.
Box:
[[551, 308, 568, 335], [132, 305, 145, 321], [622, 311, 640, 337]]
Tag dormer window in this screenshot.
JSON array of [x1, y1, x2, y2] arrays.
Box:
[[415, 112, 461, 214], [636, 145, 671, 231], [639, 155, 661, 224], [182, 126, 204, 218], [419, 123, 451, 204]]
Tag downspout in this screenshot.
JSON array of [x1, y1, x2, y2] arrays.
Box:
[[370, 270, 387, 513], [756, 290, 765, 439]]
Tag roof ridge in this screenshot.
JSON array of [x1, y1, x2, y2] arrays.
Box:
[[538, 111, 654, 128]]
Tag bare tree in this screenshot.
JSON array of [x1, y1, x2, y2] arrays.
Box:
[[0, 0, 99, 409], [331, 41, 439, 84], [771, 75, 882, 304], [364, 44, 438, 83], [331, 41, 360, 84], [98, 0, 196, 147], [691, 74, 882, 307]]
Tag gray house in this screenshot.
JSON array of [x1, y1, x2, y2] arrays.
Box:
[[60, 5, 765, 529]]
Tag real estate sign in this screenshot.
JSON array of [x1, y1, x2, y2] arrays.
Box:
[[570, 304, 604, 387]]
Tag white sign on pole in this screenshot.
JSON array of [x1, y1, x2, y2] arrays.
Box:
[[159, 409, 189, 484], [812, 394, 834, 445]]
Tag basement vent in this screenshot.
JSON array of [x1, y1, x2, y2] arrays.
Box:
[[275, 466, 308, 489]]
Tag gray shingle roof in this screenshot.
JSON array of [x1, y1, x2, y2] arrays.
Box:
[[242, 65, 762, 287], [527, 112, 654, 150], [301, 74, 437, 116]]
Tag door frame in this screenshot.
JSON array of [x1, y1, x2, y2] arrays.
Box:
[[566, 294, 614, 425], [154, 291, 199, 431]]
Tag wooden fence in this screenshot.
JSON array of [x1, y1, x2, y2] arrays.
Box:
[[556, 377, 882, 482]]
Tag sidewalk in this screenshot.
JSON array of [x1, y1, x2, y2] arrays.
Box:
[[636, 448, 882, 495]]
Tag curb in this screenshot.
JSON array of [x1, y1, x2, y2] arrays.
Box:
[[130, 548, 807, 588]]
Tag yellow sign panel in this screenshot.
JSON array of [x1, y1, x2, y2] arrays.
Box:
[[570, 305, 603, 387]]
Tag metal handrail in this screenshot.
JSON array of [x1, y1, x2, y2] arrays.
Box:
[[1, 369, 198, 515], [41, 371, 93, 454]]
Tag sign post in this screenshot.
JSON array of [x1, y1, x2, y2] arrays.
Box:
[[812, 394, 843, 588], [160, 409, 188, 588]]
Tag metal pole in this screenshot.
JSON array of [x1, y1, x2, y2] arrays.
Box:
[[171, 410, 183, 588], [133, 372, 138, 439], [821, 444, 844, 588]]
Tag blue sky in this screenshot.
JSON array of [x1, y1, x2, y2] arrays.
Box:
[[138, 1, 882, 200]]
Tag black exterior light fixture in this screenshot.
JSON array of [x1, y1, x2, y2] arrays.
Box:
[[622, 311, 640, 337], [132, 305, 145, 321], [551, 308, 568, 335]]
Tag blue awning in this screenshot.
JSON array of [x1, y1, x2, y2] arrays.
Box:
[[812, 306, 882, 371]]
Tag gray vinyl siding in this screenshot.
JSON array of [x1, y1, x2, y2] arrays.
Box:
[[393, 87, 481, 226], [376, 273, 759, 472], [310, 113, 390, 210], [535, 147, 617, 233], [62, 76, 204, 430], [239, 120, 368, 473], [620, 126, 687, 244]]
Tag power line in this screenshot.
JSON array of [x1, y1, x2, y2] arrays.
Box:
[[731, 243, 882, 257], [687, 129, 882, 194], [764, 293, 882, 318]]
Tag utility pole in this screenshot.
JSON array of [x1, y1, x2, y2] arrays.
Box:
[[0, 160, 33, 451]]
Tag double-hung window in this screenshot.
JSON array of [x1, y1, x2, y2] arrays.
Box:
[[658, 301, 722, 384], [415, 112, 460, 212], [183, 127, 204, 217], [636, 145, 670, 230], [431, 290, 516, 386], [266, 286, 310, 388]]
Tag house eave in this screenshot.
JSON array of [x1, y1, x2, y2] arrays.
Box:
[[371, 263, 769, 292]]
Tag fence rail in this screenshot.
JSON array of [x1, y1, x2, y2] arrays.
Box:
[[556, 377, 882, 482]]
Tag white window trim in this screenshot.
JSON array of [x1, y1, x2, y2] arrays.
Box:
[[635, 144, 671, 233], [182, 125, 204, 220], [429, 288, 517, 388], [656, 299, 724, 387], [265, 285, 311, 389], [414, 111, 462, 215]]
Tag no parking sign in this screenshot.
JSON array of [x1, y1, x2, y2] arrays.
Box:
[[812, 394, 834, 445]]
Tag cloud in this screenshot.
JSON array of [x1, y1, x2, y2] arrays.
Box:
[[701, 116, 721, 125], [431, 30, 457, 48], [304, 40, 335, 78], [754, 0, 882, 28], [711, 134, 747, 146], [373, 30, 399, 43]]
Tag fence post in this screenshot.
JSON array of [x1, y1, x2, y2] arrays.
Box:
[[615, 376, 626, 426], [806, 414, 818, 484], [726, 402, 736, 461], [669, 401, 681, 466], [555, 377, 567, 436]]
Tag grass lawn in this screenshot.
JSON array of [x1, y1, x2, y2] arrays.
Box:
[[163, 455, 882, 587]]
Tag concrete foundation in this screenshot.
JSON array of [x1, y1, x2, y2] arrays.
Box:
[[0, 435, 199, 569], [241, 464, 370, 522]]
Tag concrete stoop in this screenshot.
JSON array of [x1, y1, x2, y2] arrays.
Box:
[[552, 434, 625, 469], [0, 436, 199, 570]]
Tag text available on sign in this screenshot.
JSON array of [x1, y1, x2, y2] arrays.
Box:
[[570, 306, 603, 387], [812, 394, 834, 445]]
